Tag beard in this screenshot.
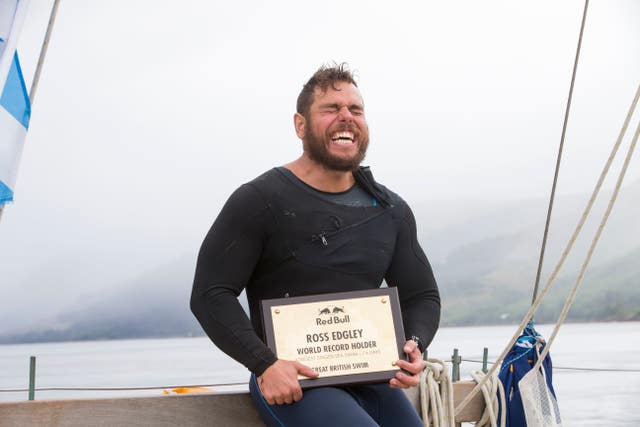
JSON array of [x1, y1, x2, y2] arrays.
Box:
[[302, 122, 369, 172]]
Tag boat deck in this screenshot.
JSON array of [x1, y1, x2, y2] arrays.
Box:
[[0, 381, 484, 426]]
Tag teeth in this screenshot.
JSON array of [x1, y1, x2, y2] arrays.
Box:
[[331, 131, 354, 141]]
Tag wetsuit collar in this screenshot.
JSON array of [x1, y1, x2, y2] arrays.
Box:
[[353, 166, 392, 208]]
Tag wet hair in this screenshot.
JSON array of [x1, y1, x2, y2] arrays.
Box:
[[296, 62, 358, 118]]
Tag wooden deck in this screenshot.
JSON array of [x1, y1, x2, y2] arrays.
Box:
[[0, 381, 484, 426]]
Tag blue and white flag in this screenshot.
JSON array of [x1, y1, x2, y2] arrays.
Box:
[[0, 0, 31, 207]]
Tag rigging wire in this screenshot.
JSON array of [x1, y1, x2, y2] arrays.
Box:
[[531, 117, 640, 375], [531, 0, 589, 305], [454, 0, 640, 415], [455, 79, 640, 417], [3, 355, 640, 395], [459, 358, 640, 373]]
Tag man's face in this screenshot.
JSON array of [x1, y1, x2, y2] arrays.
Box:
[[298, 81, 369, 172]]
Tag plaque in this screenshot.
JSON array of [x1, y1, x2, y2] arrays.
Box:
[[261, 288, 407, 388]]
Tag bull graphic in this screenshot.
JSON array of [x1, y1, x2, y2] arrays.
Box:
[[318, 307, 331, 315], [332, 306, 344, 313]]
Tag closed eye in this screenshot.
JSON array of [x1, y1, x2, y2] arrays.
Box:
[[319, 103, 340, 113]]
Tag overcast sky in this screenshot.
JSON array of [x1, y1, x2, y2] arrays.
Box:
[[1, 0, 639, 331]]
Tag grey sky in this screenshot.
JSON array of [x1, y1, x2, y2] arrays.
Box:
[[1, 0, 639, 331]]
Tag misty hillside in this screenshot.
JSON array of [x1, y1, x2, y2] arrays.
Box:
[[432, 178, 640, 324], [0, 258, 200, 343], [441, 247, 640, 326], [1, 180, 638, 344]]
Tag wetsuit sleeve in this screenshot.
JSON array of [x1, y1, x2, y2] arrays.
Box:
[[190, 184, 278, 376], [385, 202, 440, 352]]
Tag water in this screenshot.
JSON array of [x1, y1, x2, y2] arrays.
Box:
[[1, 322, 639, 426]]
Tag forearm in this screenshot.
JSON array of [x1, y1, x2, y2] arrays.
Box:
[[191, 286, 277, 375], [400, 290, 440, 351]]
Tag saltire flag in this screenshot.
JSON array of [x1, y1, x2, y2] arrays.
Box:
[[0, 0, 31, 207]]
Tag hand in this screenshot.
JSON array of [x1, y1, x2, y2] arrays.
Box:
[[257, 359, 319, 405], [389, 340, 426, 388]]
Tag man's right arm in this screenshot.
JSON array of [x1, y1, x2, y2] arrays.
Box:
[[190, 183, 318, 400], [190, 183, 278, 376]]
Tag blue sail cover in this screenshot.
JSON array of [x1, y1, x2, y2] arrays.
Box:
[[498, 323, 557, 426], [0, 0, 32, 207]]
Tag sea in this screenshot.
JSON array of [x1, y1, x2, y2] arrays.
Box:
[[1, 322, 639, 426]]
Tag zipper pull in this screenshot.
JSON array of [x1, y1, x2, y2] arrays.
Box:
[[312, 233, 329, 246]]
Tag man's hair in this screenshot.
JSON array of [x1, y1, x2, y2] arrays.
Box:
[[296, 63, 358, 118]]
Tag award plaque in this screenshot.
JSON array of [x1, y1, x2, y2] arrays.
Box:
[[261, 288, 406, 388]]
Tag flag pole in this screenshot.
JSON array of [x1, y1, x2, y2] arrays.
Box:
[[29, 0, 61, 105]]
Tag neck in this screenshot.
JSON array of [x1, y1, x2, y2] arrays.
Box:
[[284, 155, 356, 192]]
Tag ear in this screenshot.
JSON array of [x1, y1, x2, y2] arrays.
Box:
[[293, 113, 306, 139]]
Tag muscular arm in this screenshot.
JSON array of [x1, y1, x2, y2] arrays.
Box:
[[385, 202, 440, 352], [190, 184, 278, 376]]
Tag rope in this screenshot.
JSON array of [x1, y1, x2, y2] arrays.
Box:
[[470, 370, 506, 427], [531, 111, 640, 375], [454, 78, 640, 417], [419, 358, 454, 427], [531, 0, 590, 305], [416, 358, 505, 427]]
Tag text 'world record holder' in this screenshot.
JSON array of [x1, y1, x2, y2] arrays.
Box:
[[261, 288, 407, 388]]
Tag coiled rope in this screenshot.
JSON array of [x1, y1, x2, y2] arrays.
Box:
[[418, 358, 506, 427], [470, 370, 506, 427], [419, 358, 454, 427]]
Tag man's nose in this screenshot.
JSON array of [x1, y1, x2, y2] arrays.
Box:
[[337, 106, 354, 121]]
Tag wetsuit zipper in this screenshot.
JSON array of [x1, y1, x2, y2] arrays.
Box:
[[311, 209, 391, 246]]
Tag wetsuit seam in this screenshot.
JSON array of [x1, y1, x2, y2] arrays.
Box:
[[245, 181, 280, 229], [401, 210, 431, 271]]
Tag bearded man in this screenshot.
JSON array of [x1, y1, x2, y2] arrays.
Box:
[[191, 63, 440, 426]]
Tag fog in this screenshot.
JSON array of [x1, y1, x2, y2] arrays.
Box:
[[1, 0, 639, 333]]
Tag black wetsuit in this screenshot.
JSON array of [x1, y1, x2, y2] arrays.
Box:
[[191, 166, 440, 377]]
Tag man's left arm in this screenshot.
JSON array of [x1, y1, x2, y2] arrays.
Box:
[[385, 202, 440, 388]]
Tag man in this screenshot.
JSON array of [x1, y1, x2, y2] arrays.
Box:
[[191, 63, 440, 426]]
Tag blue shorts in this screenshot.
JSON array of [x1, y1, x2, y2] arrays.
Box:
[[249, 374, 423, 427]]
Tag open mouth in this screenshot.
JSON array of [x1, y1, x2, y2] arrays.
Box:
[[330, 131, 356, 145]]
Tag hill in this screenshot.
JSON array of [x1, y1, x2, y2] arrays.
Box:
[[1, 180, 638, 343]]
